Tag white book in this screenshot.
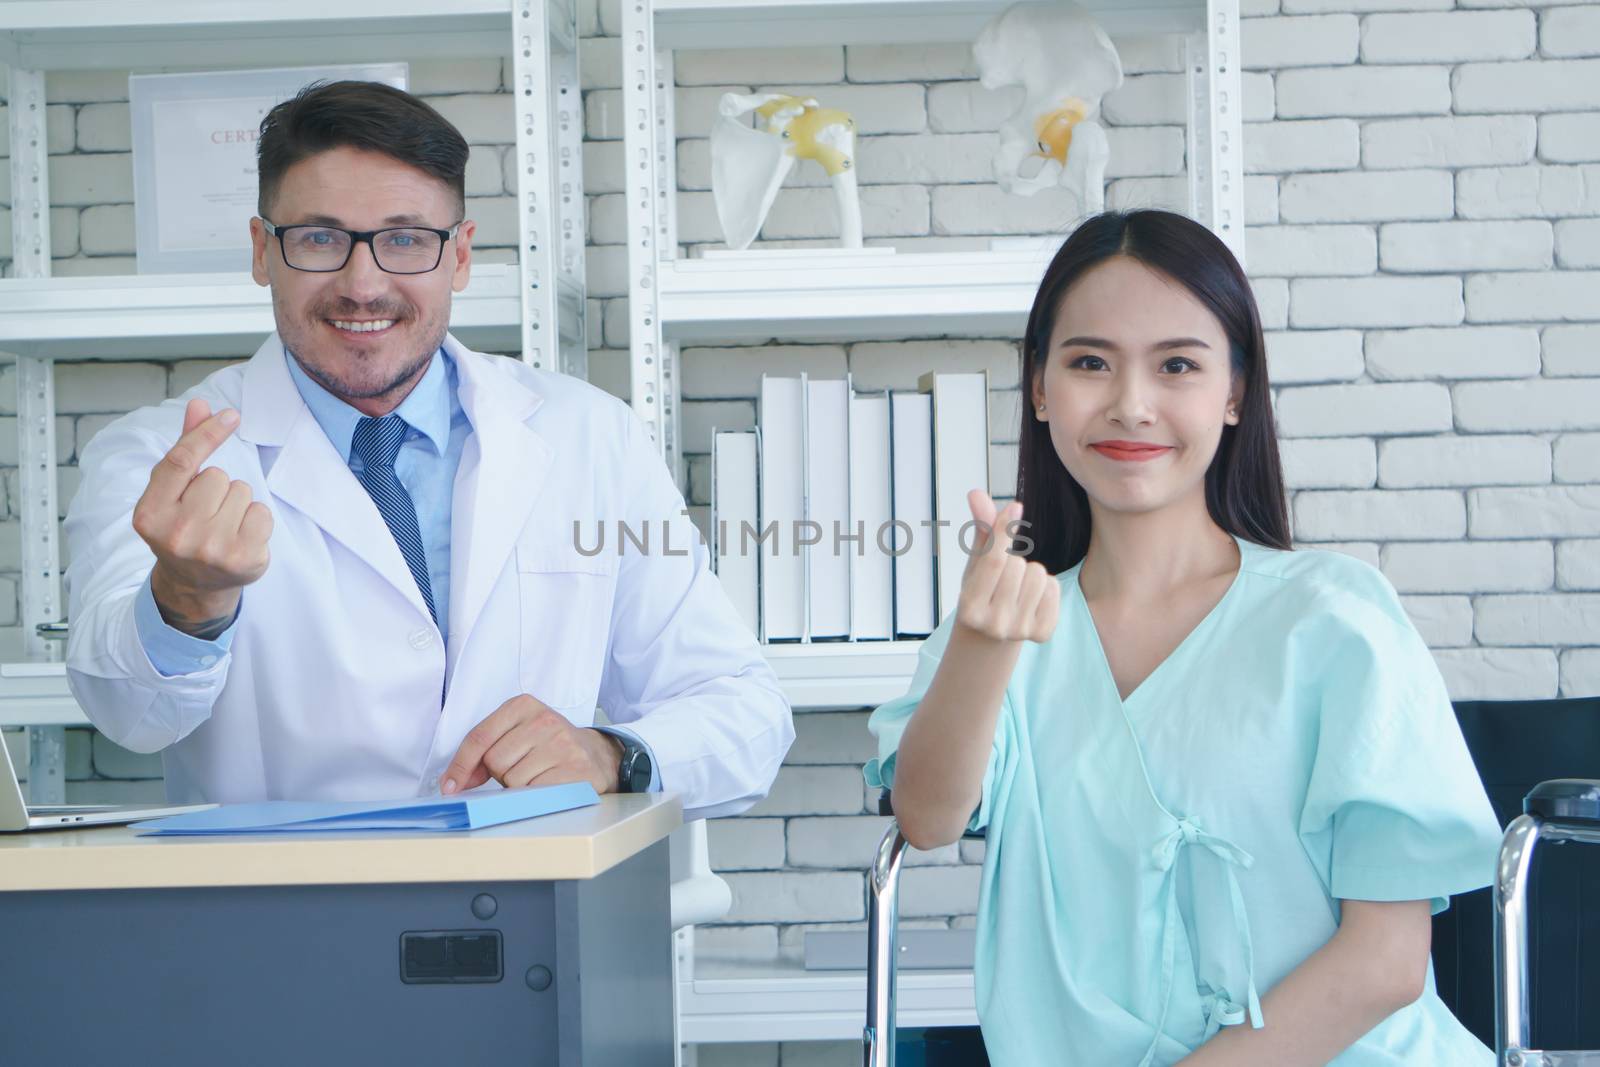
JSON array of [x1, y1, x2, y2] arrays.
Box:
[[890, 391, 936, 638], [849, 389, 893, 641], [712, 429, 761, 639], [919, 371, 991, 625], [759, 374, 807, 642], [807, 378, 852, 641]]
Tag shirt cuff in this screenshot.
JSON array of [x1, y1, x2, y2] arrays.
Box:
[[134, 576, 238, 678], [592, 725, 664, 793]]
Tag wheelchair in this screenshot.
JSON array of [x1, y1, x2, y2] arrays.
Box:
[[864, 697, 1600, 1067], [865, 790, 988, 1067], [1495, 779, 1600, 1067]]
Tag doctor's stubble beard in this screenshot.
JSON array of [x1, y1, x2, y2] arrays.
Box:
[[276, 292, 450, 408]]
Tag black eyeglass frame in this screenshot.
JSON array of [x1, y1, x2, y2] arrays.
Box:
[[260, 218, 463, 274]]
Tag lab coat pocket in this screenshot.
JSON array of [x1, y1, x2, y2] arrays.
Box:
[[515, 549, 616, 714]]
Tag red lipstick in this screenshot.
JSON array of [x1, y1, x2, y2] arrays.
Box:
[[1090, 440, 1173, 462]]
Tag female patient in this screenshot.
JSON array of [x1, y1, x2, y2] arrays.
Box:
[[866, 209, 1502, 1066]]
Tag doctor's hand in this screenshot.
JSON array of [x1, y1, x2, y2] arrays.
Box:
[[440, 695, 623, 796], [133, 398, 273, 638], [954, 490, 1059, 645]]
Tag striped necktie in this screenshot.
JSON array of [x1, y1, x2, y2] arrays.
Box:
[[351, 414, 437, 624]]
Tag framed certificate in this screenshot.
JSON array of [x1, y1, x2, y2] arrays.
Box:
[[130, 63, 408, 274]]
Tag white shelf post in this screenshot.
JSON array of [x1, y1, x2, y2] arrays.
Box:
[[8, 66, 67, 804], [512, 0, 556, 371], [550, 0, 591, 379], [654, 50, 682, 488], [1190, 0, 1246, 268], [622, 0, 684, 485]]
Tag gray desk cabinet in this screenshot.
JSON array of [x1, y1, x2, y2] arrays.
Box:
[[0, 794, 680, 1066]]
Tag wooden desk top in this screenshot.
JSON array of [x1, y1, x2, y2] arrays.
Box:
[[0, 793, 681, 892]]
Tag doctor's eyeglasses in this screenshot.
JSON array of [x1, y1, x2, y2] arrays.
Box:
[[261, 219, 461, 274]]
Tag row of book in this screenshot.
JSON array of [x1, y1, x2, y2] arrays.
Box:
[[711, 371, 990, 642]]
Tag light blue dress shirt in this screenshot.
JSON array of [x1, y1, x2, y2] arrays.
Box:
[[284, 348, 468, 643], [135, 347, 659, 790]]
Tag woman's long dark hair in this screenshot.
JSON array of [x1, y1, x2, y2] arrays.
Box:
[[1017, 210, 1291, 574]]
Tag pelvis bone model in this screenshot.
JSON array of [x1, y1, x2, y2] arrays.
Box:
[[974, 1, 1123, 211], [711, 93, 861, 250]]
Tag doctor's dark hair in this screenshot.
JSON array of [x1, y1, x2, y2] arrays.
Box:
[[1016, 210, 1290, 574], [255, 80, 469, 218]]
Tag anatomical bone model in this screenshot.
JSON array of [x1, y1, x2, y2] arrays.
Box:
[[711, 93, 861, 250], [974, 1, 1123, 213]]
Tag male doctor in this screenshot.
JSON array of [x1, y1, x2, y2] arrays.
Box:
[[64, 81, 793, 818]]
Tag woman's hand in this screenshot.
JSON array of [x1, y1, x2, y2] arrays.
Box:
[[1176, 899, 1432, 1067], [954, 490, 1060, 645]]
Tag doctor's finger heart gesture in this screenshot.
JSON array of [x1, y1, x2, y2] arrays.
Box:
[[955, 489, 1060, 645], [131, 397, 274, 636]]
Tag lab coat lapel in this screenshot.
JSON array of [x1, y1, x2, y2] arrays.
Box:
[[238, 335, 435, 624], [446, 336, 549, 652]]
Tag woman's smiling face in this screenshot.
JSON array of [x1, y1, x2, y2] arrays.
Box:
[[1031, 255, 1243, 518]]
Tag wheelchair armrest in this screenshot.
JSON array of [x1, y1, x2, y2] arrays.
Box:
[[1525, 779, 1600, 827]]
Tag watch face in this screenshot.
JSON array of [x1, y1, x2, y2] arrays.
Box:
[[630, 750, 653, 792], [621, 747, 652, 793]]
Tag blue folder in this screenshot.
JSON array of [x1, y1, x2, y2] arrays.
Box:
[[132, 781, 600, 835]]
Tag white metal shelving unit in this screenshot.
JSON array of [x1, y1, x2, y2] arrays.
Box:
[[623, 0, 1244, 1045], [624, 0, 1244, 728], [0, 0, 589, 800]]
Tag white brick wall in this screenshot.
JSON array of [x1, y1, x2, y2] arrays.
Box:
[[1281, 438, 1377, 488], [1292, 275, 1465, 327], [1453, 59, 1600, 114], [1359, 11, 1536, 63], [1249, 225, 1376, 276], [1243, 15, 1360, 69], [1279, 169, 1453, 222], [1380, 541, 1553, 593], [1556, 219, 1600, 268], [1245, 118, 1361, 173], [1264, 328, 1365, 383], [1544, 325, 1600, 377], [1379, 220, 1551, 272], [1455, 380, 1600, 432], [1364, 325, 1540, 380], [1456, 165, 1600, 219], [1539, 113, 1600, 164], [3, 9, 1597, 1054], [1362, 116, 1535, 170], [1378, 435, 1551, 487], [1467, 270, 1599, 322], [1294, 489, 1467, 541], [1541, 6, 1600, 57], [1276, 66, 1452, 118], [1469, 487, 1600, 538]]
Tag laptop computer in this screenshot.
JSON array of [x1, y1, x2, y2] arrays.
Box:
[[0, 729, 215, 832]]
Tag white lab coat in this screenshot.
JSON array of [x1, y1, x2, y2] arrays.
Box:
[[64, 333, 793, 818]]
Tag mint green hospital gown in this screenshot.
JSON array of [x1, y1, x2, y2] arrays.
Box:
[[865, 537, 1503, 1066]]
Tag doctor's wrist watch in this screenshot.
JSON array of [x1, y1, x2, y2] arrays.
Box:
[[615, 732, 653, 793]]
